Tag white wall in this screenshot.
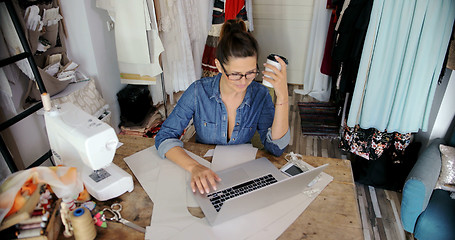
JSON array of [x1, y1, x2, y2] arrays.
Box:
[[252, 0, 313, 85], [430, 71, 455, 139], [415, 69, 455, 148], [60, 0, 123, 131]]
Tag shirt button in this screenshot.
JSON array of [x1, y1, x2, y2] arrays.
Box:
[[236, 122, 239, 126], [233, 138, 235, 141], [204, 122, 207, 126], [223, 133, 225, 137]]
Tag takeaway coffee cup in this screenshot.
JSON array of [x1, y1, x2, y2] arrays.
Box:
[[263, 54, 288, 88]]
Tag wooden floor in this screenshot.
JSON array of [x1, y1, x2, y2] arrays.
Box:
[[287, 85, 413, 240]]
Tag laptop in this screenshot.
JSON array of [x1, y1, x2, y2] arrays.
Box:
[[192, 157, 328, 225]]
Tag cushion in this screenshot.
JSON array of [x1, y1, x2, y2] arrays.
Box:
[[435, 144, 455, 191], [414, 189, 455, 240], [401, 179, 426, 233]]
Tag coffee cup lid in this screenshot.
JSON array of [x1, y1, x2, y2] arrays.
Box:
[[267, 54, 288, 65]]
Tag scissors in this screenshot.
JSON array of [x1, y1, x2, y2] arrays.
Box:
[[103, 203, 145, 233]]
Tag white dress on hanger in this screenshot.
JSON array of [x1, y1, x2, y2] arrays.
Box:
[[153, 0, 209, 104], [296, 0, 332, 102]]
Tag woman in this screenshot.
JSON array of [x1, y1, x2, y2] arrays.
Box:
[[155, 19, 290, 195]]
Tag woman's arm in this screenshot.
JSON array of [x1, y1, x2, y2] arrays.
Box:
[[263, 56, 289, 140], [154, 82, 220, 194], [165, 146, 221, 194]]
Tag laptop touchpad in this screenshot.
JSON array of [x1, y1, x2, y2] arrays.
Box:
[[218, 168, 249, 188]]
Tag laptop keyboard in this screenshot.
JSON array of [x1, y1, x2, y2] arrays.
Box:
[[206, 174, 278, 212]]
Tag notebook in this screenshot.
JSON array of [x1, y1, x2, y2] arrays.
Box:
[[192, 157, 328, 225]]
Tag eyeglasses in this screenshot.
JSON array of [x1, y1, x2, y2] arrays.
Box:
[[220, 63, 259, 81]]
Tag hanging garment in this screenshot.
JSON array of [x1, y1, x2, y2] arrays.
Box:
[[0, 14, 17, 118], [201, 0, 250, 78], [347, 0, 455, 133], [340, 124, 411, 161], [335, 0, 351, 31], [297, 0, 332, 102], [152, 0, 209, 104], [330, 0, 373, 106], [320, 9, 337, 76], [0, 3, 33, 81], [225, 0, 244, 20], [96, 0, 164, 85], [0, 68, 15, 118], [205, 0, 253, 33]]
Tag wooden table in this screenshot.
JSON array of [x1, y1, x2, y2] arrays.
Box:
[[60, 134, 363, 239]]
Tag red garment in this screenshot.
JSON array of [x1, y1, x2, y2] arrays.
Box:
[[326, 0, 336, 9], [225, 0, 245, 21], [320, 10, 337, 75], [202, 45, 217, 72]]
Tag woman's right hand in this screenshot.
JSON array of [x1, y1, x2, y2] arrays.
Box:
[[190, 164, 221, 194]]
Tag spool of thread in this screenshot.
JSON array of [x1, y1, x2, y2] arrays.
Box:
[[70, 207, 96, 240], [16, 228, 43, 239], [41, 93, 52, 111], [20, 212, 49, 224], [16, 222, 46, 230]]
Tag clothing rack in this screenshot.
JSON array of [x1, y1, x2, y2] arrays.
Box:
[[0, 0, 53, 173]]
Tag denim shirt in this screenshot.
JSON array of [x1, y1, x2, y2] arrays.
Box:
[[155, 74, 290, 158]]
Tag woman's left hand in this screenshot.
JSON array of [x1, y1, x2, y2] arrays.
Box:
[[262, 56, 289, 103]]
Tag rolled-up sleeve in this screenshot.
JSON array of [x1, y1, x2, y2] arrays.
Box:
[[256, 91, 290, 156], [155, 84, 196, 158], [263, 128, 290, 156], [156, 138, 184, 159]]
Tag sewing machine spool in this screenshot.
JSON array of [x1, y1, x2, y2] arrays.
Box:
[[70, 207, 96, 240]]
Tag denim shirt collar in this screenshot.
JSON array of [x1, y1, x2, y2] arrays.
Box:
[[210, 73, 252, 109]]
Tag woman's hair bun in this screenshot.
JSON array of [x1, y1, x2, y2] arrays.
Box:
[[216, 18, 258, 64], [220, 19, 247, 40]]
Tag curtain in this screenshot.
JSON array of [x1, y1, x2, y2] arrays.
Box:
[[297, 0, 332, 102], [347, 0, 455, 133]]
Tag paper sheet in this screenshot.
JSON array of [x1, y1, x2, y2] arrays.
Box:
[[204, 149, 214, 157], [124, 147, 208, 206], [124, 146, 332, 240], [211, 144, 258, 172]]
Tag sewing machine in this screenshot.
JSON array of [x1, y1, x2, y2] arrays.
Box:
[[44, 102, 133, 201]]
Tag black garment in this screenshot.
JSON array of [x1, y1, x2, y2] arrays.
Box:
[[330, 0, 374, 106], [351, 142, 421, 191]]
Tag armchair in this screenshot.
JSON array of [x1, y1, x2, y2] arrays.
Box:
[[401, 133, 455, 239]]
